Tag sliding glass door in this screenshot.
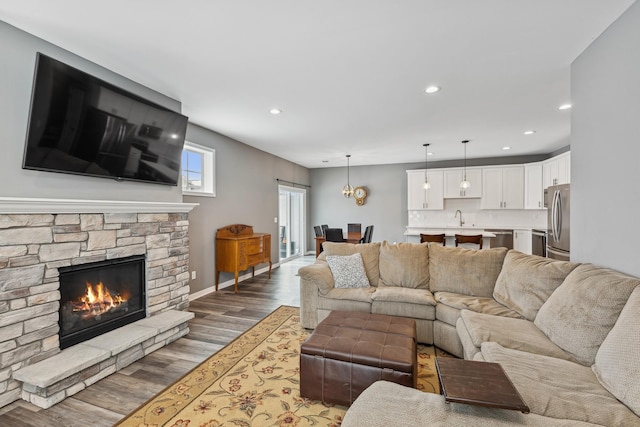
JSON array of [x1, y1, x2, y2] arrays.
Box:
[[278, 186, 305, 262]]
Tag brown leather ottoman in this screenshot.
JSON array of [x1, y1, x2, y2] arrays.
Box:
[[300, 311, 417, 406]]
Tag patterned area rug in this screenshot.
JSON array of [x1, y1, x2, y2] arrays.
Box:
[[117, 306, 441, 427]]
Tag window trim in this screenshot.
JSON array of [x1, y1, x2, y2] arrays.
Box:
[[181, 141, 216, 197]]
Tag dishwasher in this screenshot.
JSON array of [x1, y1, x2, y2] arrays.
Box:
[[485, 229, 514, 249], [532, 229, 547, 257]]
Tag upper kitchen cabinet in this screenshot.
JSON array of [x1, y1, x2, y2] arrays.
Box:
[[524, 163, 544, 209], [543, 152, 571, 188], [407, 170, 444, 210], [481, 166, 524, 209], [444, 168, 482, 198]]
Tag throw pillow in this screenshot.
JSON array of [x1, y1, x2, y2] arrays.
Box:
[[493, 251, 579, 321], [534, 263, 640, 366], [592, 285, 640, 416], [322, 242, 381, 286], [326, 253, 371, 289]]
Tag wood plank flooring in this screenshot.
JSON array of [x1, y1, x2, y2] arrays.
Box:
[[0, 256, 313, 427]]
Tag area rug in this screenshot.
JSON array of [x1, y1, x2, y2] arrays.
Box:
[[117, 306, 441, 427]]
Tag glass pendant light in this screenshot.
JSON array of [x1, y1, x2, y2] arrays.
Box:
[[460, 140, 471, 189], [423, 143, 431, 190], [342, 154, 354, 198]]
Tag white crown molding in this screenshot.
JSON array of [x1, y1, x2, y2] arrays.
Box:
[[0, 197, 199, 214]]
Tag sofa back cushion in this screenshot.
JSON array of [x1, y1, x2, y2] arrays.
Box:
[[322, 242, 381, 287], [429, 245, 508, 297], [534, 263, 640, 366], [592, 286, 640, 416], [493, 251, 579, 321], [378, 241, 429, 289]]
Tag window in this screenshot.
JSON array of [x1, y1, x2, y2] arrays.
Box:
[[181, 141, 216, 197]]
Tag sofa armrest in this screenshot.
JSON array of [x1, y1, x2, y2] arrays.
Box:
[[298, 263, 335, 295], [299, 263, 335, 329]]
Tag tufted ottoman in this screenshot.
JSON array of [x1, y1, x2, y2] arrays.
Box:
[[300, 311, 417, 406]]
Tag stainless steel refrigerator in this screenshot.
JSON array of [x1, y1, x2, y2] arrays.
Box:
[[545, 184, 570, 261]]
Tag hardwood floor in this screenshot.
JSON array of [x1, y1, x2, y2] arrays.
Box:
[[0, 256, 313, 427]]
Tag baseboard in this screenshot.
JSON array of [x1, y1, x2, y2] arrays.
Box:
[[189, 263, 280, 301]]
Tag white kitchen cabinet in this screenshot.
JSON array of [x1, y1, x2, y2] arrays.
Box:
[[543, 152, 571, 188], [514, 229, 532, 254], [407, 170, 444, 210], [524, 163, 544, 209], [481, 166, 524, 209], [444, 168, 482, 198]]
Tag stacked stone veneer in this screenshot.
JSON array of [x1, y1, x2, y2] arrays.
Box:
[[0, 212, 191, 408]]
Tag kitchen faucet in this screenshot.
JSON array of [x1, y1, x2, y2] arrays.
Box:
[[455, 210, 464, 226]]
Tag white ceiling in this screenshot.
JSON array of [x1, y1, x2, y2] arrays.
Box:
[[0, 1, 635, 168]]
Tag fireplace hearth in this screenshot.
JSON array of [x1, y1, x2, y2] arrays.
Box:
[[58, 255, 146, 349]]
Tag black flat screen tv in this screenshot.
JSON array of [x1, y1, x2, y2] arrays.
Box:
[[22, 53, 188, 186]]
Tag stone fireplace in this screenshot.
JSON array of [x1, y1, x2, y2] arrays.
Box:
[[0, 198, 197, 409]]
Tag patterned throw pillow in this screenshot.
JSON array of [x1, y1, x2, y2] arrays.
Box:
[[326, 253, 371, 289]]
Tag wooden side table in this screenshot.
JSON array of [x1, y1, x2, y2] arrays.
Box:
[[215, 224, 272, 293], [435, 357, 529, 413]]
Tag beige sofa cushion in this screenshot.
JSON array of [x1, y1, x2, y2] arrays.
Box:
[[435, 292, 522, 320], [493, 251, 579, 321], [459, 310, 576, 362], [378, 241, 429, 289], [322, 242, 381, 286], [481, 342, 639, 426], [429, 245, 508, 297], [592, 286, 640, 416], [534, 264, 640, 366]]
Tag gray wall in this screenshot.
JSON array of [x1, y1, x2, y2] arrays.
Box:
[[571, 1, 640, 277], [184, 123, 310, 294], [0, 21, 183, 202], [309, 154, 552, 250]]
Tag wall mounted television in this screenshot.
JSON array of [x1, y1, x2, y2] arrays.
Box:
[[22, 53, 188, 186]]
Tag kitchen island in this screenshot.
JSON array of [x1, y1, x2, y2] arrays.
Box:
[[404, 226, 496, 248]]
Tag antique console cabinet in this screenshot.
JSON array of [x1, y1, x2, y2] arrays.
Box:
[[215, 224, 272, 293]]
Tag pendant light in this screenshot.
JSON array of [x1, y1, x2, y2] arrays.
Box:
[[460, 140, 471, 189], [423, 143, 431, 190], [342, 154, 354, 198]]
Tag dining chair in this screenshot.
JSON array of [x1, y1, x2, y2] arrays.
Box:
[[321, 224, 329, 236], [313, 226, 323, 237], [454, 234, 483, 249], [420, 233, 446, 245], [324, 228, 345, 242], [360, 225, 374, 243]]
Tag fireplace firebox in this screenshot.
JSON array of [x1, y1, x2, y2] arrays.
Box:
[[58, 255, 146, 349]]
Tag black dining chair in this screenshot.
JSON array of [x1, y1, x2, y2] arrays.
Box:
[[359, 225, 374, 243], [313, 226, 323, 237], [324, 228, 345, 242], [321, 224, 329, 236]]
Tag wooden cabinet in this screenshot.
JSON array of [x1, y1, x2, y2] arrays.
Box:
[[215, 224, 272, 293], [543, 152, 571, 188], [514, 229, 532, 254], [524, 163, 544, 209], [444, 168, 482, 198], [407, 170, 444, 210], [481, 166, 524, 209]]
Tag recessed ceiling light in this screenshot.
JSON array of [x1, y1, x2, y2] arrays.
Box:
[[524, 130, 536, 135], [170, 133, 179, 139], [322, 160, 329, 163], [502, 146, 511, 150], [424, 86, 440, 94], [427, 152, 433, 156], [269, 108, 282, 115], [558, 103, 572, 110]]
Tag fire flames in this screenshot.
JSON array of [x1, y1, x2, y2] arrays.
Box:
[[72, 281, 126, 319]]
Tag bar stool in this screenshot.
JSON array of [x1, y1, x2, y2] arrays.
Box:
[[420, 233, 446, 245], [454, 234, 483, 249]]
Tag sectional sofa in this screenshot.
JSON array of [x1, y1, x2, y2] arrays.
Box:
[[298, 241, 640, 426]]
